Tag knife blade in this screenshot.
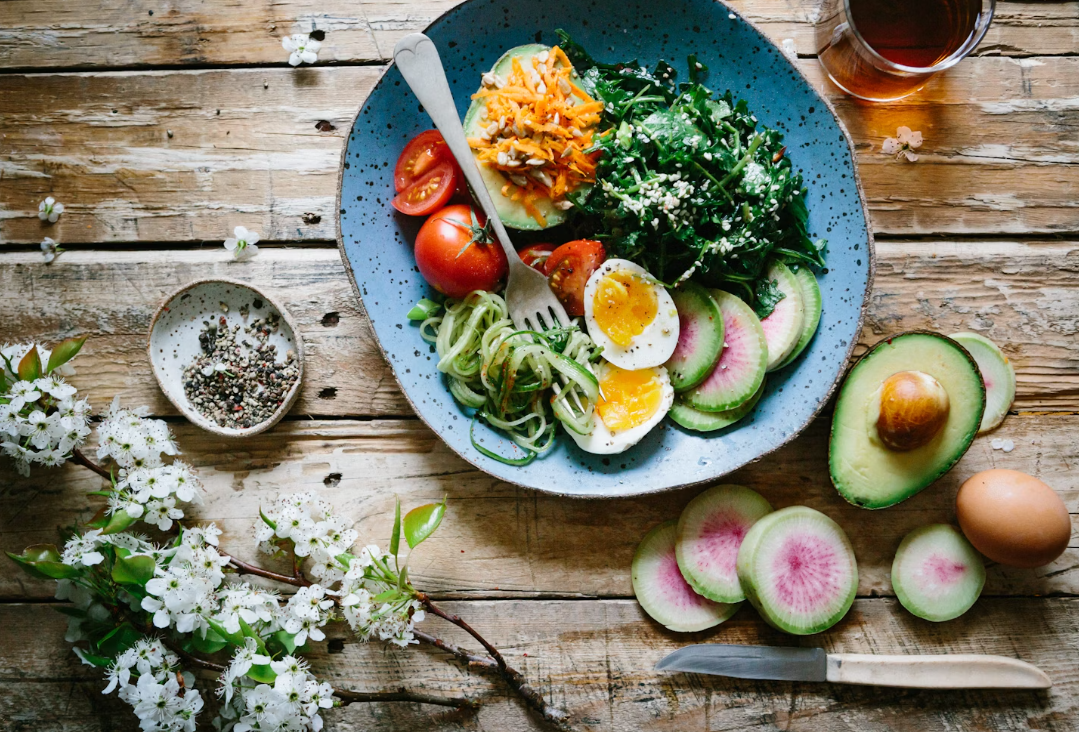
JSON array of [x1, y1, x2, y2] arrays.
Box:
[[655, 645, 1052, 689]]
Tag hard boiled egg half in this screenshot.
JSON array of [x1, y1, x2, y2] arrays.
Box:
[[570, 362, 674, 454], [584, 259, 679, 370]]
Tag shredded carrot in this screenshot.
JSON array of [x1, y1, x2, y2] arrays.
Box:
[[468, 46, 602, 225]]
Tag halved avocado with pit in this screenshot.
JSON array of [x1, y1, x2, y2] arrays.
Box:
[[462, 43, 570, 231], [829, 332, 985, 509]]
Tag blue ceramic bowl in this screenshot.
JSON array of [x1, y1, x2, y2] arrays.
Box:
[[337, 0, 873, 497]]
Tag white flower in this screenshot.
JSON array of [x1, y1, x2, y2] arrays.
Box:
[[224, 225, 260, 260], [282, 34, 321, 66], [882, 125, 923, 162], [41, 237, 62, 264], [224, 638, 272, 692], [38, 196, 65, 223], [61, 529, 106, 567]]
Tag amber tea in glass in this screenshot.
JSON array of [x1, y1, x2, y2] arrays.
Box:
[[816, 0, 995, 101]]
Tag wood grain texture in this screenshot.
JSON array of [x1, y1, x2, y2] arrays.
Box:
[[2, 599, 1077, 731], [3, 58, 1079, 244], [1, 242, 1076, 417], [3, 414, 1075, 601], [0, 0, 1074, 70]]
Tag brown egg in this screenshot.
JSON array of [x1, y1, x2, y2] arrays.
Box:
[[875, 370, 950, 451], [956, 469, 1071, 568]]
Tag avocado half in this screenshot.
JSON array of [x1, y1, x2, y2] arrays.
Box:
[[829, 331, 986, 509], [462, 44, 569, 231]]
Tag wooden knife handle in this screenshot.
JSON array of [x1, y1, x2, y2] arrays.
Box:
[[825, 654, 1051, 689]]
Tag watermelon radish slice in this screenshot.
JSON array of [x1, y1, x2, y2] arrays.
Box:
[[665, 281, 725, 392], [777, 266, 822, 369], [950, 332, 1015, 433], [760, 261, 805, 372], [669, 379, 764, 432], [683, 291, 767, 413], [632, 521, 740, 632], [736, 506, 858, 635], [892, 524, 985, 622], [676, 485, 774, 603]]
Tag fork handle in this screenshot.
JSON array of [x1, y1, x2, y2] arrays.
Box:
[[393, 33, 519, 265]]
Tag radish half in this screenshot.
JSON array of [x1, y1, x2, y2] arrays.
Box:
[[676, 485, 773, 603], [759, 260, 805, 372], [891, 524, 985, 622], [736, 506, 858, 635], [777, 266, 822, 369], [632, 521, 740, 632], [669, 379, 765, 432], [950, 332, 1015, 433]]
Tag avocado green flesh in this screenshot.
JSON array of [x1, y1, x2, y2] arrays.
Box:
[[462, 44, 567, 231], [829, 333, 986, 509]]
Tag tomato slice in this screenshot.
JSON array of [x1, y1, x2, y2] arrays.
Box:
[[544, 240, 606, 317], [391, 162, 458, 216], [394, 130, 453, 192], [517, 243, 557, 272]]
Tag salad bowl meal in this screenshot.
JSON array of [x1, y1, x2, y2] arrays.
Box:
[[337, 0, 873, 497]]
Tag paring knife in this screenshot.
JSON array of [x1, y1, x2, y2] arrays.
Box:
[[655, 645, 1051, 689]]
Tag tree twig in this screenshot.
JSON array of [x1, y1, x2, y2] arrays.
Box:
[[227, 556, 310, 587], [335, 687, 480, 710], [414, 629, 496, 670], [164, 639, 226, 673], [72, 448, 111, 480], [416, 595, 572, 730]]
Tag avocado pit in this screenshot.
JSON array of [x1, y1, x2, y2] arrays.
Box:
[[871, 370, 950, 451]]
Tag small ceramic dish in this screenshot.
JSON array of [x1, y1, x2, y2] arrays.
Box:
[[148, 278, 304, 437]]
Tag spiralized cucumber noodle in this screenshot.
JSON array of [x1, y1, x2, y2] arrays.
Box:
[[420, 291, 601, 465]]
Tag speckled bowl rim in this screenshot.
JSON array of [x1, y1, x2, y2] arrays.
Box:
[[147, 277, 306, 438], [335, 0, 876, 498]]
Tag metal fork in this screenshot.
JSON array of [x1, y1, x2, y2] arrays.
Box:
[[393, 33, 570, 334]]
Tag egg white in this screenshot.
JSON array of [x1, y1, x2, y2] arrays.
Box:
[[570, 363, 674, 455], [584, 259, 680, 370]]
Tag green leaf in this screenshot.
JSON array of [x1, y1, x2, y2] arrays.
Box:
[[102, 509, 138, 535], [389, 496, 402, 558], [406, 298, 442, 321], [372, 589, 401, 603], [0, 371, 8, 393], [206, 618, 245, 648], [272, 630, 298, 655], [238, 617, 270, 655], [192, 627, 229, 655], [335, 552, 354, 570], [73, 647, 113, 668], [93, 622, 141, 657], [111, 553, 155, 586], [53, 606, 87, 619], [87, 490, 114, 498], [246, 664, 277, 684], [45, 336, 87, 374], [85, 507, 110, 530], [402, 498, 446, 550], [7, 545, 81, 580], [259, 507, 277, 530], [17, 347, 41, 382]]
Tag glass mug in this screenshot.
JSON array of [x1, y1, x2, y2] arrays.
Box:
[[816, 0, 996, 101]]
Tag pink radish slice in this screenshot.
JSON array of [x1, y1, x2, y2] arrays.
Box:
[[759, 260, 805, 372], [632, 521, 740, 632], [665, 282, 725, 392], [892, 524, 985, 622], [676, 485, 773, 603], [683, 290, 767, 412]]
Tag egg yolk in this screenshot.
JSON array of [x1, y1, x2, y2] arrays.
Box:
[[592, 270, 658, 347], [596, 365, 664, 432]]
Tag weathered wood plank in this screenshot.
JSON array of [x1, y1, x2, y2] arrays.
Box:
[[0, 0, 1074, 70], [3, 414, 1075, 602], [1, 242, 1076, 418], [2, 58, 1078, 243], [2, 599, 1077, 731]]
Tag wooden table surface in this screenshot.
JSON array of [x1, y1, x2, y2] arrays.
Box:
[[2, 1, 1077, 730]]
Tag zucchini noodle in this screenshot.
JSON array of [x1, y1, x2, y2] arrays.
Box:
[[420, 291, 601, 464]]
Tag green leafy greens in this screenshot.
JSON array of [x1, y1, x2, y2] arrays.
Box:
[[559, 31, 826, 316]]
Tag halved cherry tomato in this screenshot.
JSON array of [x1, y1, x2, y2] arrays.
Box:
[[415, 204, 508, 298], [517, 243, 557, 272], [544, 239, 606, 317], [395, 130, 452, 192], [391, 162, 458, 217]]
